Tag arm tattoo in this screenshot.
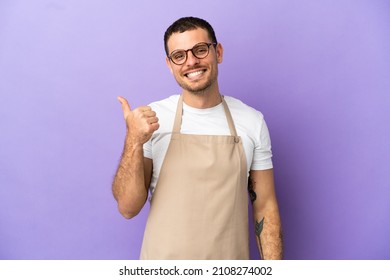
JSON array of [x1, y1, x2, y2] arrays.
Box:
[[248, 176, 257, 203], [255, 217, 264, 237], [256, 217, 265, 259]]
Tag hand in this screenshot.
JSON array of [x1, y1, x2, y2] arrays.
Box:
[[117, 96, 159, 145]]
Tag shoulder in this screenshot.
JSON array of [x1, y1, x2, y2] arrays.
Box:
[[223, 96, 270, 145], [223, 96, 265, 121], [148, 95, 179, 113]]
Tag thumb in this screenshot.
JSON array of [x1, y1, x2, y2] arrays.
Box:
[[117, 96, 132, 119], [117, 96, 132, 111]]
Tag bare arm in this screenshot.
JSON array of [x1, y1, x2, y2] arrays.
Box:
[[249, 169, 283, 259], [112, 96, 159, 219]]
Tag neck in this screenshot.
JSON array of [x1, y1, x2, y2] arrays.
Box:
[[182, 85, 222, 109]]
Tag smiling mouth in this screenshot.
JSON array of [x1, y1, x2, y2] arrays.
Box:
[[185, 69, 206, 79]]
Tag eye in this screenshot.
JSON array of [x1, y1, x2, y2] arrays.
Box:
[[194, 44, 209, 58], [194, 46, 208, 56], [172, 51, 185, 61]]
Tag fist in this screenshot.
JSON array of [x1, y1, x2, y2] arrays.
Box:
[[117, 96, 159, 144]]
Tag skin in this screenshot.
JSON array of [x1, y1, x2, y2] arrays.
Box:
[[249, 170, 283, 259], [112, 27, 283, 259], [112, 98, 155, 219], [165, 28, 224, 109]]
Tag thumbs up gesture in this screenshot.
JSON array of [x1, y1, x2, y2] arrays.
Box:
[[117, 96, 159, 145]]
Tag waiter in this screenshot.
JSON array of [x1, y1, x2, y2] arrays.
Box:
[[112, 17, 283, 260]]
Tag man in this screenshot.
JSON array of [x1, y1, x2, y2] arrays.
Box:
[[112, 17, 283, 260]]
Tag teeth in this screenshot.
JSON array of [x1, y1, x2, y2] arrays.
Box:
[[186, 70, 203, 78]]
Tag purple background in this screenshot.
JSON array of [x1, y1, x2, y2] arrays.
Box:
[[1, 0, 389, 260]]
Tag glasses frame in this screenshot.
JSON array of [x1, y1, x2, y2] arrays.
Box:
[[168, 42, 218, 65]]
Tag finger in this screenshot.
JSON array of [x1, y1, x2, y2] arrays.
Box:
[[142, 110, 157, 117], [117, 96, 132, 114], [147, 116, 159, 124], [150, 122, 160, 132], [137, 106, 152, 112]]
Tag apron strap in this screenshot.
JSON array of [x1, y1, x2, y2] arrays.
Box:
[[172, 95, 184, 134], [172, 94, 239, 138], [221, 96, 239, 138]]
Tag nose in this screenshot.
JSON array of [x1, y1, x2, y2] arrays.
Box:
[[185, 50, 200, 66]]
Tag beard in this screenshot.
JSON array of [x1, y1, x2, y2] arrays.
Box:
[[174, 66, 218, 95], [176, 77, 213, 94]]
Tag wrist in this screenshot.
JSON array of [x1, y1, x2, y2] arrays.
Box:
[[124, 134, 144, 152]]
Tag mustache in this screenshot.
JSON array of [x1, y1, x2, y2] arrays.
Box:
[[185, 66, 205, 71]]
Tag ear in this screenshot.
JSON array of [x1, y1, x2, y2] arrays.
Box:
[[216, 43, 223, 64], [166, 56, 173, 74]]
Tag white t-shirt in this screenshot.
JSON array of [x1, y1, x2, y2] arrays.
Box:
[[143, 95, 273, 196]]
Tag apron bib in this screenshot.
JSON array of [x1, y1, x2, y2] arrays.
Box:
[[140, 95, 249, 259]]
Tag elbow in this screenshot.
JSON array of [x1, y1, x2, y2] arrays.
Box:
[[114, 189, 147, 219], [118, 200, 142, 220], [119, 209, 139, 220]]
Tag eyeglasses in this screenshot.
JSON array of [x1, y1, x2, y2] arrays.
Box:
[[168, 42, 217, 65]]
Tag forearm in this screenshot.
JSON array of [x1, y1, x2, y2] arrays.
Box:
[[113, 97, 158, 219], [112, 135, 148, 219], [253, 202, 283, 260], [249, 170, 283, 260]]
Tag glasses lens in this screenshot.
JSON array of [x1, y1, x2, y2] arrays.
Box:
[[171, 51, 186, 64], [193, 43, 209, 59]]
